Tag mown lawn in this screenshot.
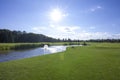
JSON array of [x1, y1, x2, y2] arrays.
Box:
[[0, 43, 120, 80]]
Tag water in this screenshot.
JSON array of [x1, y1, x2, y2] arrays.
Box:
[[0, 46, 66, 62]]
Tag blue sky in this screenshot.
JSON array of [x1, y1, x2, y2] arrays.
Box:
[[0, 0, 120, 40]]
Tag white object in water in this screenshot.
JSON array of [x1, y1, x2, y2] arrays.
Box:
[[44, 45, 48, 50]]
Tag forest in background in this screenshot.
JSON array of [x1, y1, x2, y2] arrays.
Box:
[[0, 29, 60, 43], [0, 29, 120, 43]]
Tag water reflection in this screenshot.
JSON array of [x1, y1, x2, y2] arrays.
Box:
[[44, 46, 66, 53], [0, 46, 66, 62]]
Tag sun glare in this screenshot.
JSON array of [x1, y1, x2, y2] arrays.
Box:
[[50, 9, 63, 22]]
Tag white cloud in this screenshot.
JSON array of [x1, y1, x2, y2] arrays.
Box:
[[90, 5, 102, 12], [32, 25, 120, 40], [32, 25, 80, 39], [55, 26, 79, 33], [79, 5, 102, 14]]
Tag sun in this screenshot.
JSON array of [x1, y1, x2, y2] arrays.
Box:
[[50, 9, 63, 22]]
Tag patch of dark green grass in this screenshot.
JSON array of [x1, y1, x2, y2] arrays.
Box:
[[0, 43, 45, 51]]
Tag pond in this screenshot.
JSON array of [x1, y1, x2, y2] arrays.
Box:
[[0, 46, 67, 62]]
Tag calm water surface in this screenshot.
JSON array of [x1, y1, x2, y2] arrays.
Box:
[[0, 46, 66, 62]]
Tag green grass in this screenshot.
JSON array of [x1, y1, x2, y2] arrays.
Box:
[[0, 42, 81, 51], [0, 43, 120, 80], [0, 43, 46, 51]]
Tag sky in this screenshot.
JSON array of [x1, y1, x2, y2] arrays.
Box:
[[0, 0, 120, 40]]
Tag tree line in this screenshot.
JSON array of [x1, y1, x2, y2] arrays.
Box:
[[0, 29, 60, 43], [0, 29, 120, 43], [86, 39, 120, 43]]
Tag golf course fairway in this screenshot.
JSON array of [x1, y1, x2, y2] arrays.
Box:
[[0, 43, 120, 80]]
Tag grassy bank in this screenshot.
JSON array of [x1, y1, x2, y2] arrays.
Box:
[[0, 42, 81, 51], [0, 43, 120, 80], [0, 43, 47, 51]]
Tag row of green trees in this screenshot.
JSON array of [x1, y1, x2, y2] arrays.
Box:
[[0, 29, 59, 43], [86, 39, 120, 43], [0, 29, 120, 43]]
